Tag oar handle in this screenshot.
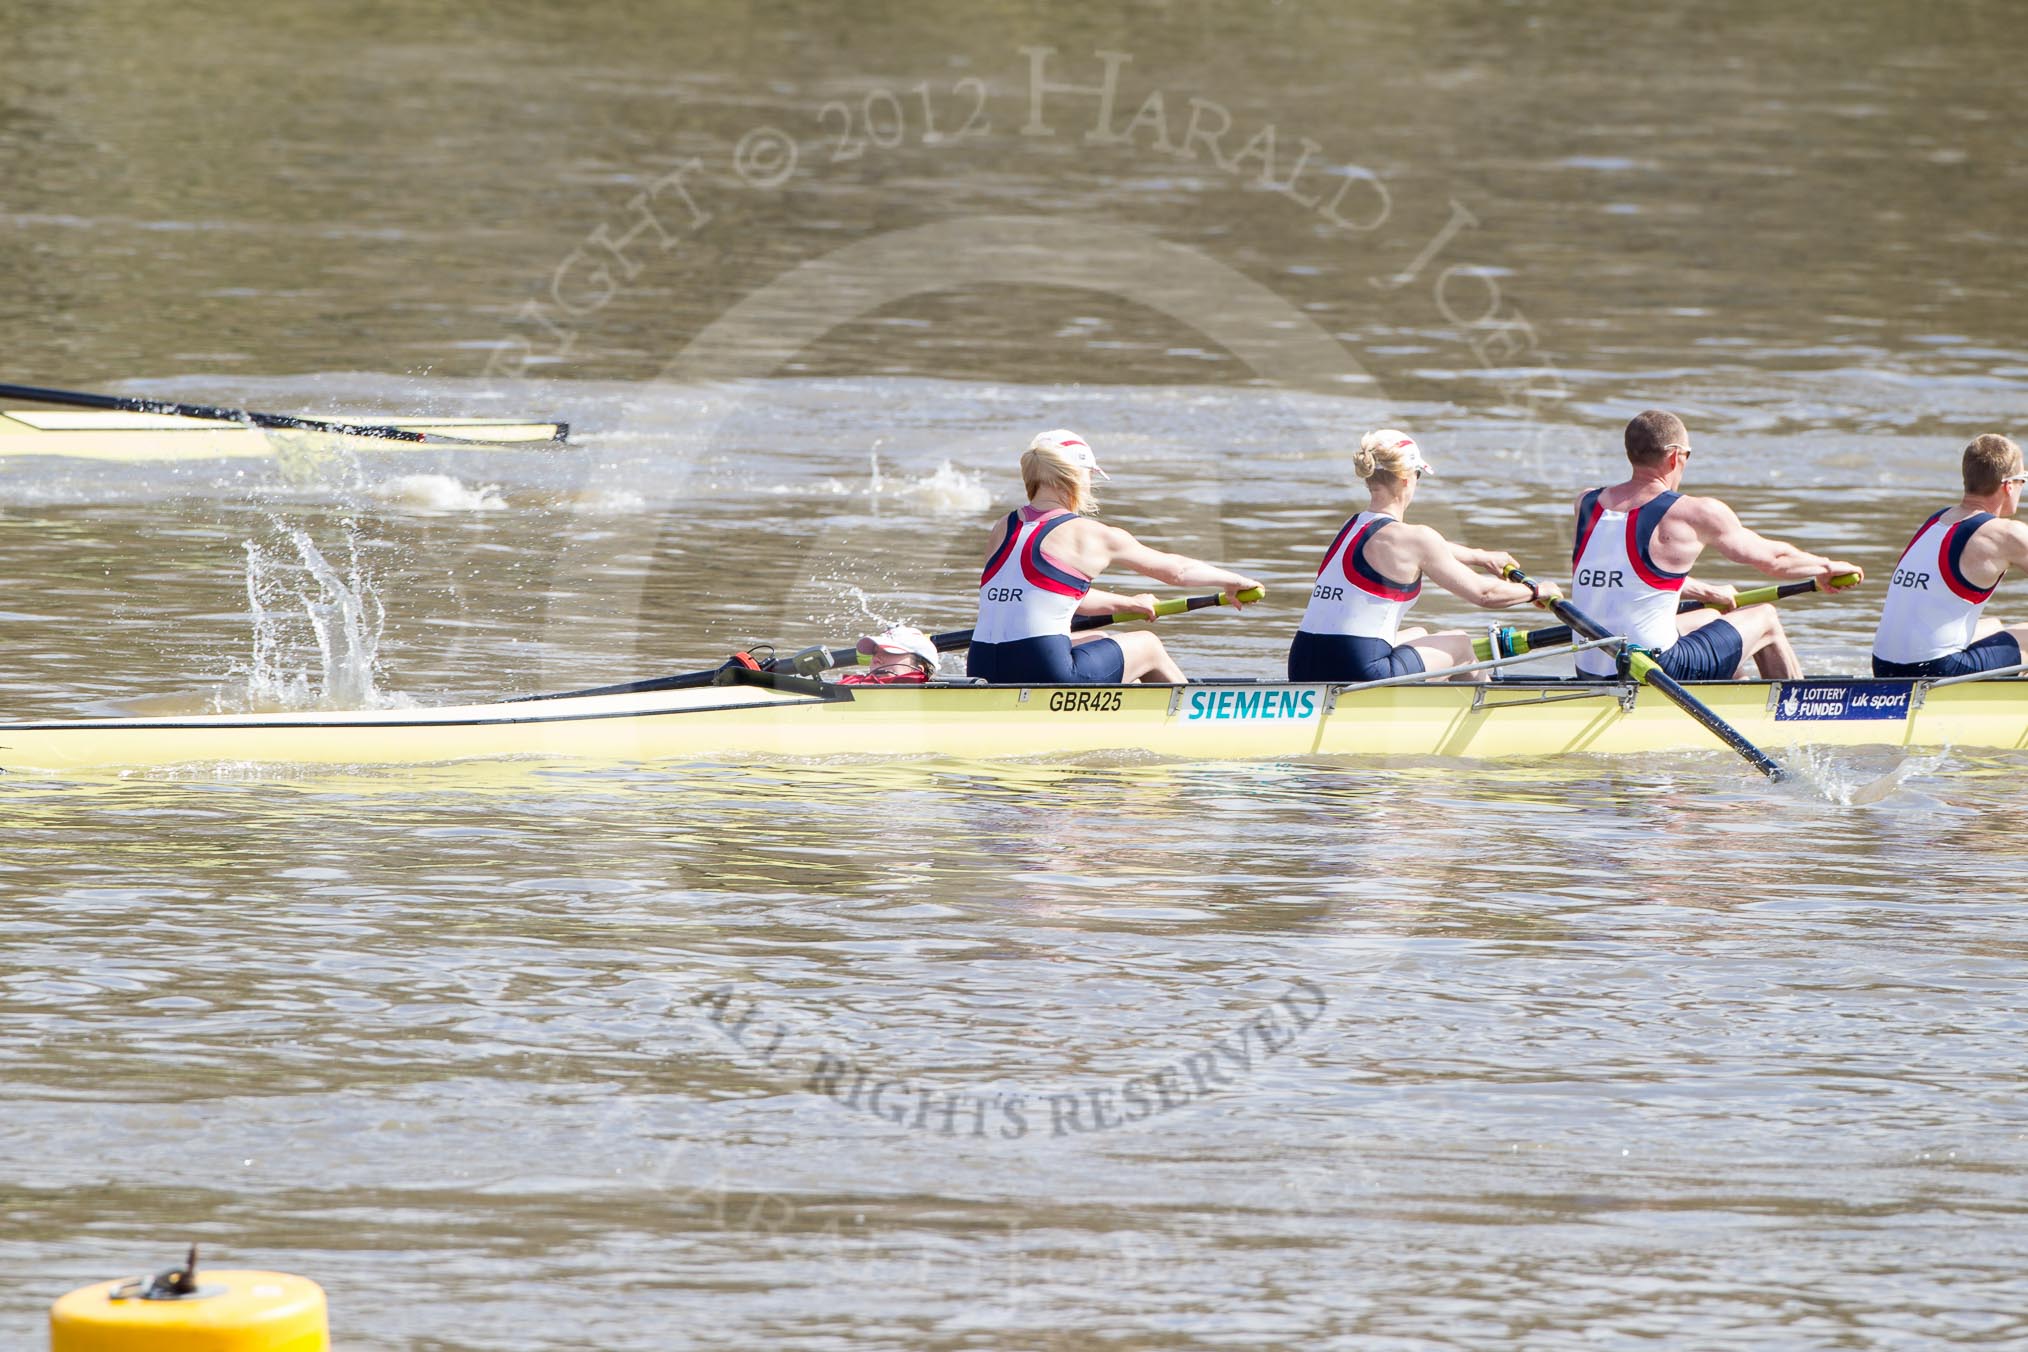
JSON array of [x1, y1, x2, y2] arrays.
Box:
[[1116, 585, 1266, 624], [1719, 572, 1860, 609], [1500, 565, 1554, 597]]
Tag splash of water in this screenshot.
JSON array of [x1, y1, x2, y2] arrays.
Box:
[[832, 584, 896, 633], [221, 522, 407, 711], [896, 459, 990, 514], [807, 583, 952, 677], [1780, 741, 1943, 807], [860, 452, 988, 515], [237, 538, 305, 708]]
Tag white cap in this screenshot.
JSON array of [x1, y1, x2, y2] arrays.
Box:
[[856, 625, 938, 667], [1370, 429, 1435, 477], [1030, 428, 1110, 479]]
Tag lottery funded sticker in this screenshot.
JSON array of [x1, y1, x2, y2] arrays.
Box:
[[1774, 681, 1914, 721]]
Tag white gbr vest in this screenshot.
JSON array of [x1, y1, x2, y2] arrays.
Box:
[[1297, 511, 1423, 642], [1873, 509, 2000, 664], [1569, 488, 1688, 677], [974, 506, 1093, 644]]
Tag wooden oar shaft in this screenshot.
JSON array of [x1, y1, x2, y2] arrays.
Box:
[[0, 380, 439, 443]]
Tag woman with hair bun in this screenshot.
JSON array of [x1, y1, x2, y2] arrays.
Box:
[[1289, 429, 1558, 683], [971, 429, 1263, 684]]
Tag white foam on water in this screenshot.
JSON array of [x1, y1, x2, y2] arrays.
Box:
[[365, 473, 507, 512], [1782, 742, 1945, 806], [891, 458, 990, 515], [847, 451, 990, 515], [571, 487, 647, 513]]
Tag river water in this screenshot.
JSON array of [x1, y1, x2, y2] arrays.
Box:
[[5, 4, 2028, 1349]]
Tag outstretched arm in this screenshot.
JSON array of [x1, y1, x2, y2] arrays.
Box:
[[1690, 497, 1866, 587], [1449, 539, 1521, 579], [1099, 525, 1263, 606], [1407, 526, 1549, 609]]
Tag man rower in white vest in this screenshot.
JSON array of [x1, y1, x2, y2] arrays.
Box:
[[1872, 433, 2028, 678], [1568, 410, 1864, 680]]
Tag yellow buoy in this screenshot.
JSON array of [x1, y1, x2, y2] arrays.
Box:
[[50, 1247, 328, 1352]]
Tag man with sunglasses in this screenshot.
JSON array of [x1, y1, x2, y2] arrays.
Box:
[[1872, 434, 2028, 678], [1568, 410, 1864, 680]]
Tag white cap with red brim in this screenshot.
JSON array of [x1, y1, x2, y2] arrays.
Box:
[[1030, 428, 1110, 479], [856, 625, 939, 666], [1371, 429, 1435, 476]]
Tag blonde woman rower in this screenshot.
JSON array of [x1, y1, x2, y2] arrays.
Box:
[[1289, 430, 1557, 683], [971, 429, 1263, 684]]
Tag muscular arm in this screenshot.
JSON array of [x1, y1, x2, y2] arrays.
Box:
[[1395, 525, 1538, 608], [1448, 539, 1520, 577], [1091, 524, 1259, 593], [1682, 496, 1865, 585], [1970, 518, 2028, 583]]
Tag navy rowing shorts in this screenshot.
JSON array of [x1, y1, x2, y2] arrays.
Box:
[[1286, 631, 1427, 682], [968, 634, 1126, 684], [1872, 631, 2021, 679], [1655, 618, 1747, 680]]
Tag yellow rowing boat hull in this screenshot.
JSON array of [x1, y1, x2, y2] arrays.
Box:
[[2, 675, 2023, 773], [0, 409, 567, 460]]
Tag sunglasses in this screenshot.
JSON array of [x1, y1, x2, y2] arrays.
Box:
[[1663, 442, 1693, 459]]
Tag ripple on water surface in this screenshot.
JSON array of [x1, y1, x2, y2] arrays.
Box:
[[5, 755, 2028, 1345]]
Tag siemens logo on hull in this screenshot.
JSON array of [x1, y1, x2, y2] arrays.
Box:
[[1185, 688, 1320, 722]]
